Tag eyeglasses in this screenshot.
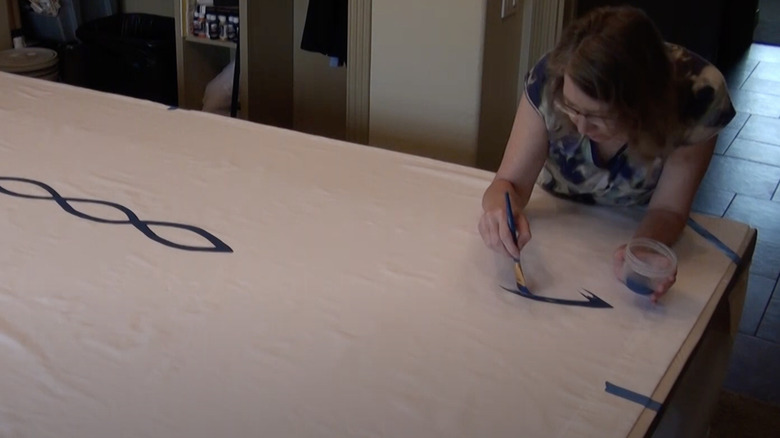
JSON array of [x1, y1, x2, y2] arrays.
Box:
[[554, 99, 617, 131]]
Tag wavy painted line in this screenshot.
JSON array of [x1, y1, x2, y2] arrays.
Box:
[[0, 176, 232, 253]]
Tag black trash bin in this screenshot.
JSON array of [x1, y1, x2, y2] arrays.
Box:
[[76, 13, 178, 106]]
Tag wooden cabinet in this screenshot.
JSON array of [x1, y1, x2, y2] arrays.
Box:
[[1, 0, 15, 50], [0, 25, 10, 52], [174, 0, 293, 127]]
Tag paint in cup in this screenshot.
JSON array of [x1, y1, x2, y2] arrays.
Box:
[[621, 238, 677, 296]]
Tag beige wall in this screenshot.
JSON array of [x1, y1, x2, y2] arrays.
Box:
[[293, 0, 347, 140], [476, 0, 524, 171], [122, 0, 174, 17], [369, 0, 487, 166]]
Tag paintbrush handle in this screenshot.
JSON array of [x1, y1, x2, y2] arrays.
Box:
[[505, 192, 527, 287], [504, 192, 518, 246]]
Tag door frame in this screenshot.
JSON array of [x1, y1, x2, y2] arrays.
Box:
[[346, 0, 371, 144]]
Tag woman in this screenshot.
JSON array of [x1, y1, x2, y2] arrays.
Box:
[[478, 6, 736, 302]]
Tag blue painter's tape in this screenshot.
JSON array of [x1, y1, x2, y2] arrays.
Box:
[[687, 218, 741, 264], [605, 381, 662, 411]]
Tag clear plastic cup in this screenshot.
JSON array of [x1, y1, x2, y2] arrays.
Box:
[[621, 238, 677, 295]]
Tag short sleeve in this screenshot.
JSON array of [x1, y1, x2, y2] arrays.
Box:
[[676, 50, 737, 145], [524, 53, 550, 114]]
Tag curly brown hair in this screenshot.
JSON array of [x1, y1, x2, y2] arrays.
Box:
[[546, 6, 681, 159]]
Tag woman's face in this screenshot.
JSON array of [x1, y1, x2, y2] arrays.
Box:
[[558, 74, 621, 143]]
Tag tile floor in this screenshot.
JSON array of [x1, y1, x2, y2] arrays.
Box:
[[692, 43, 780, 404]]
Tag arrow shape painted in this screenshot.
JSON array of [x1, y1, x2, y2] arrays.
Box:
[[501, 284, 613, 309]]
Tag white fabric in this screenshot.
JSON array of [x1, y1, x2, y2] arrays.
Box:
[[0, 72, 752, 438], [201, 60, 235, 116]]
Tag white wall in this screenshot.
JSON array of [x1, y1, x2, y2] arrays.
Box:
[[369, 0, 487, 166], [121, 0, 174, 17]]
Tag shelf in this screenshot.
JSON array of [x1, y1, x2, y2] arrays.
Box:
[[184, 35, 237, 49], [176, 0, 294, 126]]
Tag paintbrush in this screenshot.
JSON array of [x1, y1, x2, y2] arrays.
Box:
[[504, 192, 527, 289]]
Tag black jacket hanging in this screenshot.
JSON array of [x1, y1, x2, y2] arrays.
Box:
[[300, 0, 348, 66]]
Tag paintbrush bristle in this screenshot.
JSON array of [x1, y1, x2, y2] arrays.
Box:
[[514, 262, 526, 287]]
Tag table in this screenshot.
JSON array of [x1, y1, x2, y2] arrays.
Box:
[[0, 72, 755, 437]]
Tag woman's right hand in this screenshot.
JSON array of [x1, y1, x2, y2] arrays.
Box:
[[477, 93, 547, 260], [478, 189, 531, 260]]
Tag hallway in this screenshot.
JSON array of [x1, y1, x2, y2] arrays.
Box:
[[692, 42, 780, 404]]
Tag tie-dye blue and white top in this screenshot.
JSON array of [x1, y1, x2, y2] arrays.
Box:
[[525, 43, 736, 206]]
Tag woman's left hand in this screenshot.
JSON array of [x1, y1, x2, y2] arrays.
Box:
[[613, 244, 677, 304]]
